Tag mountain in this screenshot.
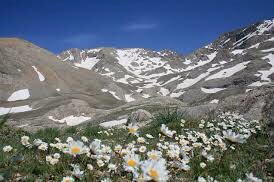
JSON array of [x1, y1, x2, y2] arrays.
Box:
[[58, 19, 274, 106], [1, 18, 274, 131], [0, 38, 126, 130]]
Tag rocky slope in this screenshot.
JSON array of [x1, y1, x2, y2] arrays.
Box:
[[0, 38, 126, 130], [0, 18, 274, 131]]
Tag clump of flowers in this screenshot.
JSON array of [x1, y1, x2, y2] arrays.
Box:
[[160, 124, 176, 138], [3, 145, 13, 153], [223, 130, 246, 144], [1, 111, 263, 181]]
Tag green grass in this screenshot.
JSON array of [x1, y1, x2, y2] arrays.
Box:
[[0, 110, 273, 181]]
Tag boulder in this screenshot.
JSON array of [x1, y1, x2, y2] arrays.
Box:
[[128, 109, 152, 124]]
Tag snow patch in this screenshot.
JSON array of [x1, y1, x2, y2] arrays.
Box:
[[184, 52, 217, 71], [201, 87, 226, 93], [100, 118, 127, 128], [205, 61, 250, 81], [210, 99, 219, 104], [125, 94, 135, 102], [7, 89, 30, 101], [170, 91, 185, 98], [184, 58, 191, 65], [101, 89, 121, 100], [48, 115, 91, 126], [158, 87, 170, 96], [142, 94, 150, 98], [32, 66, 45, 81], [101, 88, 108, 92], [176, 67, 221, 90], [0, 105, 32, 116], [74, 57, 100, 70], [231, 49, 245, 55]]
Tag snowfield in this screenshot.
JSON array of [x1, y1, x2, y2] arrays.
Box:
[[201, 87, 226, 93], [158, 87, 170, 96], [176, 67, 220, 90], [74, 57, 100, 70], [125, 94, 135, 102], [100, 118, 127, 128], [205, 61, 250, 81], [48, 115, 91, 126], [7, 89, 30, 102], [0, 105, 32, 116], [210, 99, 219, 104], [32, 66, 45, 81]]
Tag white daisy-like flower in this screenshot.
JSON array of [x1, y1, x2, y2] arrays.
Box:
[[101, 145, 112, 154], [192, 142, 202, 148], [170, 158, 191, 171], [223, 130, 246, 143], [102, 155, 111, 162], [90, 139, 102, 155], [198, 176, 206, 182], [46, 155, 52, 162], [146, 134, 154, 139], [21, 136, 30, 146], [87, 164, 94, 171], [245, 173, 262, 182], [120, 148, 130, 155], [33, 139, 43, 146], [64, 141, 89, 157], [81, 136, 89, 142], [55, 137, 61, 143], [46, 155, 59, 165], [97, 159, 105, 167], [128, 123, 139, 136], [199, 124, 204, 128], [160, 124, 176, 138], [139, 146, 147, 153], [114, 144, 122, 152], [141, 158, 169, 182], [66, 137, 74, 143], [49, 158, 59, 165], [123, 153, 140, 172], [61, 176, 75, 182], [137, 137, 146, 143], [3, 145, 13, 152], [38, 142, 48, 151], [147, 150, 162, 161], [71, 164, 84, 179], [200, 162, 206, 168], [53, 153, 60, 159], [101, 178, 112, 182], [206, 155, 215, 162], [108, 163, 117, 171]]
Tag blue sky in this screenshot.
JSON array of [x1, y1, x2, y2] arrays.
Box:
[[1, 0, 274, 54]]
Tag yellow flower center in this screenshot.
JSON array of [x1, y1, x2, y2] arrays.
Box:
[[129, 128, 136, 134], [127, 159, 137, 167], [71, 146, 81, 155], [149, 154, 158, 160], [65, 179, 70, 182], [149, 168, 159, 179]]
